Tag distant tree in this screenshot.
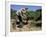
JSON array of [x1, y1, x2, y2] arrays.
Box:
[[35, 9, 42, 21]]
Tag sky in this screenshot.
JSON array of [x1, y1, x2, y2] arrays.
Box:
[[11, 5, 42, 11]]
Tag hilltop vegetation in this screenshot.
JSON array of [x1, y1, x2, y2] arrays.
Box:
[[11, 8, 42, 21]]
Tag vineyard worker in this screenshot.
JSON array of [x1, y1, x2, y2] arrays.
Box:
[[16, 9, 23, 23], [16, 8, 28, 24], [16, 9, 23, 28]]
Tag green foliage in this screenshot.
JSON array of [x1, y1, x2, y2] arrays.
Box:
[[11, 9, 17, 19], [25, 9, 42, 20]]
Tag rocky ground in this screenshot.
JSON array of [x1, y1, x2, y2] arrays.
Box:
[[10, 19, 42, 32]]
